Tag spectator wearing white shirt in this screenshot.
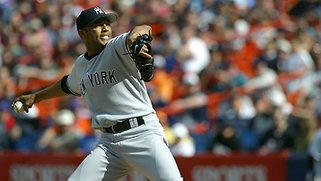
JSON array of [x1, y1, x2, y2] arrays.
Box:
[[176, 26, 210, 74], [170, 122, 195, 157]]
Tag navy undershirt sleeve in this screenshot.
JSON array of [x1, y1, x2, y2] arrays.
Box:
[[61, 75, 75, 95]]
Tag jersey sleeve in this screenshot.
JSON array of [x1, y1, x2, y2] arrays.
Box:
[[110, 32, 132, 58], [66, 58, 82, 96]]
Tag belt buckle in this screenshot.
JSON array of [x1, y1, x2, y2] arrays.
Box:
[[128, 118, 138, 128]]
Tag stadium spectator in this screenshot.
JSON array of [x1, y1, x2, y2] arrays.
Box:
[[0, 105, 20, 150], [215, 92, 256, 151], [170, 122, 196, 157], [176, 26, 210, 74], [291, 94, 318, 151], [258, 106, 296, 154], [36, 109, 81, 153], [168, 73, 209, 130]]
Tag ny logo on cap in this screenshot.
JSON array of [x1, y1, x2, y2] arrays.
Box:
[[93, 7, 105, 14]]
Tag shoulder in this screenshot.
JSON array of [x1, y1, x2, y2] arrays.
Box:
[[109, 32, 130, 43], [75, 54, 86, 64], [71, 54, 88, 70]]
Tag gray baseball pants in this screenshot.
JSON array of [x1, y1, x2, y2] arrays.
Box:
[[68, 114, 183, 181]]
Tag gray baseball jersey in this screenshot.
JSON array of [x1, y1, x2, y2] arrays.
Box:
[[67, 32, 155, 128], [66, 32, 182, 180]]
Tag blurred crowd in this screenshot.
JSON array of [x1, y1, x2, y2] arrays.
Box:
[[1, 0, 321, 166]]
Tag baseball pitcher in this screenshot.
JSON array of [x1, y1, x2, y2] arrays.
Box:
[[13, 6, 183, 181]]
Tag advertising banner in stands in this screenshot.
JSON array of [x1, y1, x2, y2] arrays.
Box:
[[175, 153, 287, 181], [0, 152, 287, 181]]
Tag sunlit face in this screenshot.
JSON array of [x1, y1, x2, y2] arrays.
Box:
[[79, 19, 112, 55]]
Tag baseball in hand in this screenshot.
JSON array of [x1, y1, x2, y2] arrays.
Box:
[[12, 101, 25, 113]]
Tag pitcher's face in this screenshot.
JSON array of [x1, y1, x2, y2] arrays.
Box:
[[88, 19, 112, 44], [79, 19, 113, 54]]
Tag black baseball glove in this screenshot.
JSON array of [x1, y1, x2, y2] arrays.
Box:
[[130, 34, 154, 82]]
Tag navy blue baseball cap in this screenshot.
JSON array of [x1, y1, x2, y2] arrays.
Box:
[[76, 7, 118, 30]]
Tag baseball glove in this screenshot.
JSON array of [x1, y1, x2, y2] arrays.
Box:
[[130, 34, 154, 82]]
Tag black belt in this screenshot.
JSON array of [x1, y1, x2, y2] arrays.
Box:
[[104, 116, 145, 133]]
